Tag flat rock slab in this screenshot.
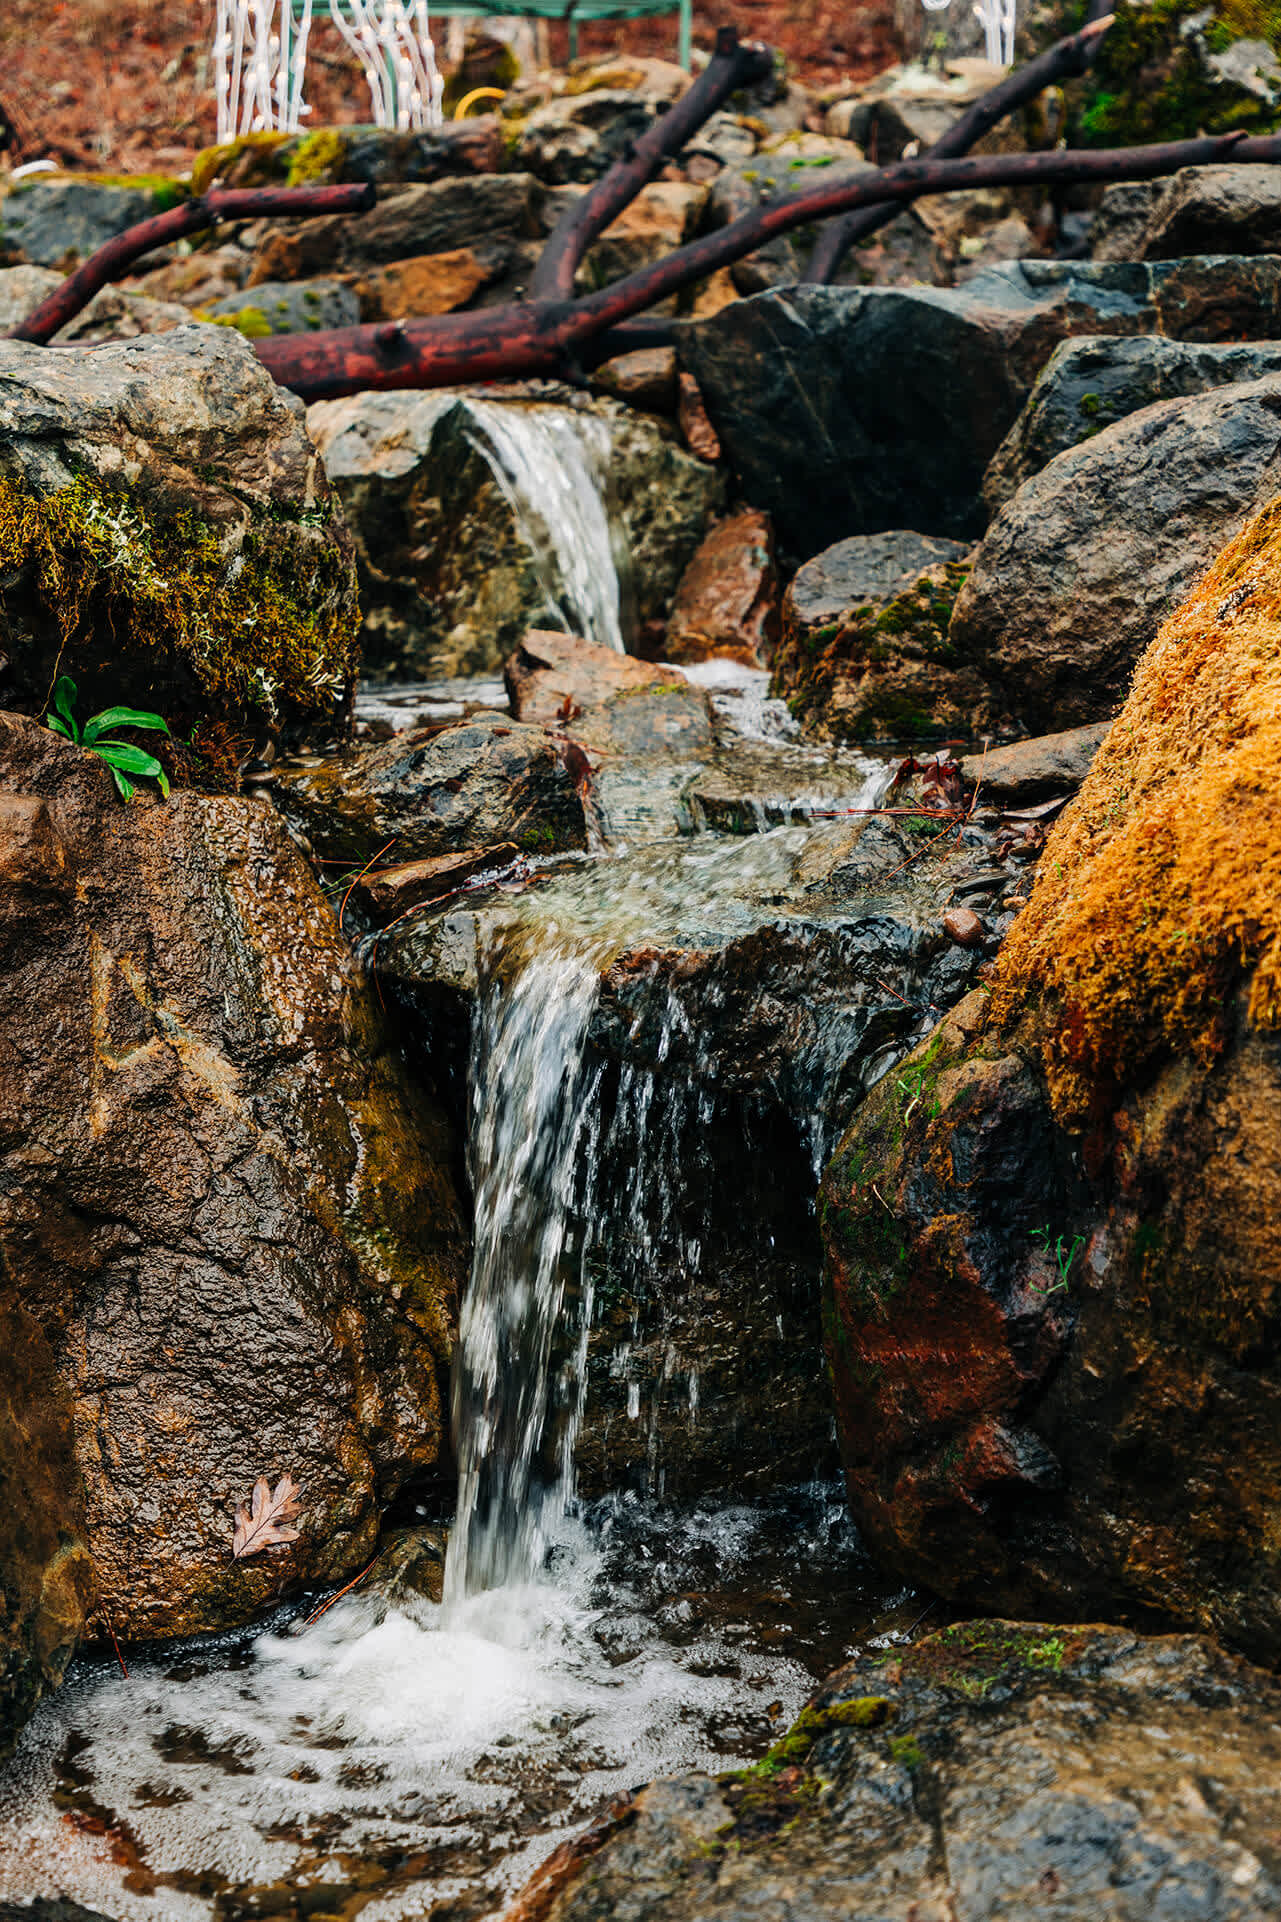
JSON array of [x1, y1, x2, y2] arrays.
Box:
[[506, 629, 677, 725], [681, 259, 1281, 555], [528, 1624, 1281, 1922]]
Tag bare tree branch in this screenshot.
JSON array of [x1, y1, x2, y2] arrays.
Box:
[[530, 26, 774, 302], [6, 183, 376, 345], [804, 15, 1115, 284], [252, 128, 1272, 400]]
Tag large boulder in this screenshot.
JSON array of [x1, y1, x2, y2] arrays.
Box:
[[822, 496, 1281, 1657], [680, 259, 1281, 556], [0, 1300, 94, 1757], [0, 330, 358, 763], [1092, 163, 1281, 262], [307, 390, 722, 677], [983, 334, 1281, 512], [523, 1623, 1281, 1922], [952, 375, 1281, 734], [0, 710, 466, 1649], [773, 531, 979, 742]]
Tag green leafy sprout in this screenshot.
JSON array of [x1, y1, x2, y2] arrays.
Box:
[[1029, 1226, 1085, 1295], [45, 675, 171, 802]]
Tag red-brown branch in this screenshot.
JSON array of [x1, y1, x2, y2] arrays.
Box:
[[254, 129, 1272, 399], [804, 15, 1115, 284], [530, 26, 773, 301], [6, 182, 376, 345]]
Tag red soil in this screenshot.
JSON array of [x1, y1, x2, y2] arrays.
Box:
[[0, 0, 898, 177]]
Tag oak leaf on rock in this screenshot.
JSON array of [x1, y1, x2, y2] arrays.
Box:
[[232, 1475, 304, 1560]]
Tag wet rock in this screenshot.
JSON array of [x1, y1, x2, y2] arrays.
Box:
[[773, 531, 980, 743], [823, 498, 1281, 1653], [0, 710, 466, 1646], [961, 721, 1110, 804], [376, 813, 1016, 1498], [206, 276, 359, 335], [249, 174, 545, 283], [357, 844, 521, 921], [1093, 162, 1281, 261], [706, 148, 873, 296], [676, 374, 721, 463], [683, 742, 887, 833], [530, 1624, 1281, 1922], [0, 177, 176, 269], [0, 1300, 94, 1757], [364, 1525, 447, 1607], [681, 260, 1281, 555], [953, 375, 1281, 734], [355, 245, 500, 320], [506, 629, 677, 724], [665, 510, 780, 667], [589, 345, 679, 414], [307, 389, 721, 678], [984, 334, 1281, 513], [942, 905, 984, 946], [272, 714, 589, 866], [0, 329, 358, 754]]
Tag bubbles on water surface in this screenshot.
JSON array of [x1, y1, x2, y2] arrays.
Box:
[[0, 1490, 915, 1922]]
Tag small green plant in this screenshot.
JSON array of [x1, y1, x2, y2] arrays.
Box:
[[896, 1064, 941, 1123], [1029, 1226, 1085, 1295], [45, 675, 171, 802]]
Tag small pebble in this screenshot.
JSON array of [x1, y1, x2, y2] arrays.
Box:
[[943, 906, 985, 947]]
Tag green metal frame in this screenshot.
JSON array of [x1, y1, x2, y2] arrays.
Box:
[[422, 0, 693, 71]]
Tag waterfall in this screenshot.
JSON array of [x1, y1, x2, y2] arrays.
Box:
[[461, 400, 625, 655], [444, 942, 607, 1604]]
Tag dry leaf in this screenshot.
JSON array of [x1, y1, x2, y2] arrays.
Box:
[[232, 1473, 303, 1560]]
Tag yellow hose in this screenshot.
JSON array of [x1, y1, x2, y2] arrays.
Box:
[[453, 87, 507, 119]]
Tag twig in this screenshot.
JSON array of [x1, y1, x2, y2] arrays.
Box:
[[339, 835, 397, 931], [301, 1551, 383, 1628], [97, 1602, 129, 1678]]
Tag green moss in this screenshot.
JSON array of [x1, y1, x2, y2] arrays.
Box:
[[0, 473, 357, 745], [285, 128, 350, 186], [898, 1621, 1085, 1695], [1071, 0, 1281, 146], [1078, 391, 1103, 418], [888, 1735, 925, 1771], [197, 305, 273, 340], [519, 825, 557, 852], [189, 132, 292, 196]]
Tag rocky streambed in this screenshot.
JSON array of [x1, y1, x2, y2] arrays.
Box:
[[4, 34, 1281, 1922]]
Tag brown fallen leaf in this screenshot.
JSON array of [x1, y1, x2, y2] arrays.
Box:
[[232, 1474, 303, 1560]]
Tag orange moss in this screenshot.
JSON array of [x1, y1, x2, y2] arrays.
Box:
[[992, 493, 1281, 1123]]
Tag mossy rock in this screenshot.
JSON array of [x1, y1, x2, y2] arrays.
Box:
[[0, 328, 359, 782]]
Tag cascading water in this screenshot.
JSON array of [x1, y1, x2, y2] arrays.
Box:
[[444, 944, 606, 1603], [460, 400, 625, 654]]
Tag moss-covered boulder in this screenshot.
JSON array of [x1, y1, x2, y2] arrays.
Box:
[[521, 1622, 1281, 1921], [0, 329, 359, 781], [0, 709, 466, 1649], [822, 494, 1281, 1657], [1061, 0, 1281, 148], [772, 531, 984, 744]]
